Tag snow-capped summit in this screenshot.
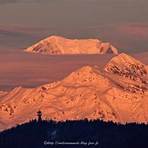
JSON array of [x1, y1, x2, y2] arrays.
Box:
[[62, 65, 110, 87], [105, 53, 148, 92], [105, 53, 147, 78], [105, 53, 144, 69], [25, 35, 118, 55]]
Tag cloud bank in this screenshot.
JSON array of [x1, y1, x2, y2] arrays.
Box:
[[0, 0, 48, 5]]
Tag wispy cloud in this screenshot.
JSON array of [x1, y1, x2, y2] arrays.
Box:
[[116, 23, 148, 38], [83, 23, 148, 52], [0, 0, 48, 5], [0, 25, 43, 49]]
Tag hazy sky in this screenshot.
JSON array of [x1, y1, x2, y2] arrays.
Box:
[[0, 0, 148, 52], [0, 0, 148, 90]]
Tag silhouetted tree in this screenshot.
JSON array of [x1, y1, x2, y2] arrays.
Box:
[[0, 119, 148, 148]]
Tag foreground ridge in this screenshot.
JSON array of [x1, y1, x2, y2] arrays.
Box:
[[1, 119, 148, 148]]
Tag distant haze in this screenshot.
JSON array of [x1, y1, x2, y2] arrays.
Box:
[[0, 52, 148, 91], [0, 0, 148, 90], [0, 0, 148, 52]]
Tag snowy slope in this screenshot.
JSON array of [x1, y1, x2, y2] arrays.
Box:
[[0, 53, 148, 131]]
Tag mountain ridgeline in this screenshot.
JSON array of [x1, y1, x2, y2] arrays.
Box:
[[0, 53, 148, 131]]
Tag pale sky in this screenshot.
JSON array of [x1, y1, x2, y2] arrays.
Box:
[[0, 0, 148, 52]]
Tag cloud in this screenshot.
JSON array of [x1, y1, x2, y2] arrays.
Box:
[[0, 25, 48, 35], [0, 25, 42, 49], [84, 23, 148, 52], [0, 0, 18, 4], [105, 23, 148, 51], [0, 0, 48, 5], [116, 23, 148, 38]]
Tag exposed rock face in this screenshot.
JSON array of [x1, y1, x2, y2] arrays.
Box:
[[0, 53, 148, 131], [25, 35, 118, 55], [105, 53, 148, 93]]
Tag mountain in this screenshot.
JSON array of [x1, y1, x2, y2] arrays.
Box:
[[25, 35, 118, 55], [0, 53, 148, 131], [105, 53, 148, 92]]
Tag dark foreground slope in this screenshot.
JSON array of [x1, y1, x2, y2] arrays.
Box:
[[0, 120, 148, 148]]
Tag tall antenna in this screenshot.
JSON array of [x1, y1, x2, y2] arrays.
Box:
[[37, 110, 42, 122]]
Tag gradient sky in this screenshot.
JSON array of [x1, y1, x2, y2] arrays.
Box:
[[0, 0, 148, 52], [0, 0, 148, 90]]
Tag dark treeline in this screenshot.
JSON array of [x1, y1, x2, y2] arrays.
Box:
[[0, 119, 148, 148]]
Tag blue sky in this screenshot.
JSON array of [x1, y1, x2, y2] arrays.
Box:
[[0, 0, 148, 52]]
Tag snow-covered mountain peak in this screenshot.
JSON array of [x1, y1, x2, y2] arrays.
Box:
[[104, 53, 148, 92], [105, 53, 147, 75], [63, 66, 104, 84], [1, 54, 148, 131], [107, 53, 142, 65], [25, 35, 118, 55]]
